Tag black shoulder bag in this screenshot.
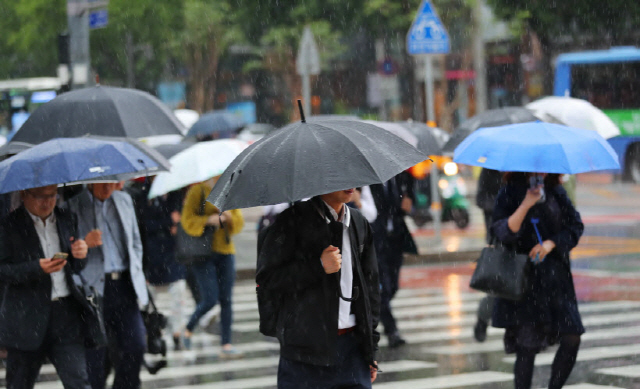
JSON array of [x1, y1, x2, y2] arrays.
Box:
[[469, 239, 531, 301]]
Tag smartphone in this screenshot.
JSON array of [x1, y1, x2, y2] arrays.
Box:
[[529, 175, 546, 203], [52, 252, 68, 261]]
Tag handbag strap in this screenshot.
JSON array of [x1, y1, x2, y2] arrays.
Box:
[[531, 217, 543, 245]]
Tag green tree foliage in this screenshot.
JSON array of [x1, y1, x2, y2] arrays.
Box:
[[0, 0, 66, 78], [487, 0, 640, 45]]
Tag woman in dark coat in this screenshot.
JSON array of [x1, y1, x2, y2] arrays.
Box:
[[491, 172, 584, 389]]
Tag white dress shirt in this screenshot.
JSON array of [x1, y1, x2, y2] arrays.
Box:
[[27, 210, 70, 300], [322, 201, 357, 329]]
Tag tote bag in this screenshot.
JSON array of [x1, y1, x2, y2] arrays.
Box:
[[469, 244, 530, 301]]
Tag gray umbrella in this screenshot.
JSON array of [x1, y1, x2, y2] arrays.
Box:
[[11, 85, 184, 144], [441, 107, 541, 155], [207, 118, 428, 211]]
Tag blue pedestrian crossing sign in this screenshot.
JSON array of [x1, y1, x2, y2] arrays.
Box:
[[407, 0, 450, 55]]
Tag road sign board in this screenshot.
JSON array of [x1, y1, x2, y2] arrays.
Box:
[[296, 26, 321, 76], [89, 9, 108, 30], [407, 0, 450, 55]]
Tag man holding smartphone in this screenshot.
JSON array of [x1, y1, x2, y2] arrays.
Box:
[[0, 184, 90, 389]]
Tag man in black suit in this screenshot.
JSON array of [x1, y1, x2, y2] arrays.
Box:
[[257, 190, 380, 388], [0, 185, 90, 389], [370, 172, 417, 348]]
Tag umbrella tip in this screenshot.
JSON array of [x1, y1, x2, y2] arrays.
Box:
[[95, 74, 100, 86], [297, 100, 306, 123]]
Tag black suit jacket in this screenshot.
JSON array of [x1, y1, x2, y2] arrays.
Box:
[[369, 172, 417, 255], [0, 206, 85, 351], [256, 197, 380, 366]]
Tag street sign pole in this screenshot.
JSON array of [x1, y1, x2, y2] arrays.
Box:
[[296, 26, 320, 118], [407, 0, 450, 244], [302, 73, 311, 118]]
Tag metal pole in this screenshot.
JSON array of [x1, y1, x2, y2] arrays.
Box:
[[429, 161, 442, 243], [424, 55, 435, 123], [473, 0, 487, 114], [67, 0, 90, 89], [302, 74, 311, 118]]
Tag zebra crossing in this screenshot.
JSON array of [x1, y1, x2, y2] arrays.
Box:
[[2, 279, 640, 389]]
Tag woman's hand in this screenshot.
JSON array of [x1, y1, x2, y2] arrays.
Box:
[[529, 239, 556, 264], [522, 186, 543, 209], [206, 213, 221, 227]]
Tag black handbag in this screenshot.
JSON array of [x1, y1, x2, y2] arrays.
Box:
[[141, 291, 168, 356], [175, 187, 215, 265], [69, 272, 108, 349], [469, 242, 531, 301]]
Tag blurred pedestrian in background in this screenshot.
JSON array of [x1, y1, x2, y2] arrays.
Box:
[[370, 171, 417, 348], [473, 168, 503, 342], [0, 185, 90, 389], [181, 177, 244, 358], [128, 180, 187, 351], [348, 186, 378, 224], [491, 172, 584, 389], [66, 183, 149, 389]]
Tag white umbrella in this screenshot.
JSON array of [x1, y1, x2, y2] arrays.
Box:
[[148, 139, 248, 199], [173, 109, 200, 134], [360, 120, 419, 147], [526, 96, 621, 139]]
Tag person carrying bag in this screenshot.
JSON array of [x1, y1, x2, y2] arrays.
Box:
[[489, 172, 584, 389]]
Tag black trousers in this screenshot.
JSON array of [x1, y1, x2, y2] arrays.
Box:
[[6, 298, 90, 389], [86, 275, 146, 389], [376, 234, 404, 336], [277, 332, 371, 389]]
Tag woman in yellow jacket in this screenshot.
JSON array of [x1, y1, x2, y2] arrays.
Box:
[[181, 178, 244, 357]]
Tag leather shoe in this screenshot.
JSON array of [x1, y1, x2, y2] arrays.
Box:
[[387, 333, 406, 348], [474, 319, 488, 342]]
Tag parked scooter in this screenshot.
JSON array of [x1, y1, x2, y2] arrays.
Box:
[[411, 161, 470, 229]]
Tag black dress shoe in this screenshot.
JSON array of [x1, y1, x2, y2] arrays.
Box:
[[388, 333, 407, 348], [474, 319, 488, 342]]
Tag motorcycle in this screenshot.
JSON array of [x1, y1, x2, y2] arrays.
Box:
[[411, 161, 470, 229]]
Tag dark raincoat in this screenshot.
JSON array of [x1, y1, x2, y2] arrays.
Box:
[[491, 178, 585, 343]]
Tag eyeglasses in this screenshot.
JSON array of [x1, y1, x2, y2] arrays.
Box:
[[26, 190, 59, 201]]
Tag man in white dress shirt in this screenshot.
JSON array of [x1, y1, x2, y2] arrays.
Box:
[[0, 184, 90, 389], [257, 190, 380, 389]]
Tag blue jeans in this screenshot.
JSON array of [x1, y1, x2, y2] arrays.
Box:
[[186, 253, 235, 345]]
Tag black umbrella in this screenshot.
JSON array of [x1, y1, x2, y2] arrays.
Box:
[[399, 121, 445, 155], [11, 85, 184, 144], [153, 141, 197, 160], [441, 107, 541, 155], [186, 111, 245, 138], [207, 105, 428, 211]]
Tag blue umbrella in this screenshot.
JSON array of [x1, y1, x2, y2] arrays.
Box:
[[186, 111, 245, 138], [453, 122, 620, 174], [0, 138, 163, 194]]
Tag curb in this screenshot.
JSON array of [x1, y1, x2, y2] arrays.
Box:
[[235, 249, 483, 282]]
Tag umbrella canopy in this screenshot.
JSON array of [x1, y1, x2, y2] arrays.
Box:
[[173, 109, 200, 133], [453, 122, 620, 174], [361, 120, 419, 147], [148, 139, 248, 199], [153, 141, 197, 160], [186, 111, 245, 138], [0, 138, 164, 194], [11, 86, 185, 144], [0, 141, 32, 159], [399, 121, 446, 155], [206, 119, 428, 211], [442, 107, 541, 155], [526, 96, 621, 139]]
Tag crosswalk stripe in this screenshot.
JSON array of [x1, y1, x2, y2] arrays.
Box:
[[373, 371, 513, 389], [503, 344, 640, 366], [594, 364, 640, 378]]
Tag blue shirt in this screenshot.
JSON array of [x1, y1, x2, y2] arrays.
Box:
[[92, 194, 128, 273]]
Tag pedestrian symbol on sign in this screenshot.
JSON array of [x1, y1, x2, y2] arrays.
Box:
[[406, 0, 450, 55]]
